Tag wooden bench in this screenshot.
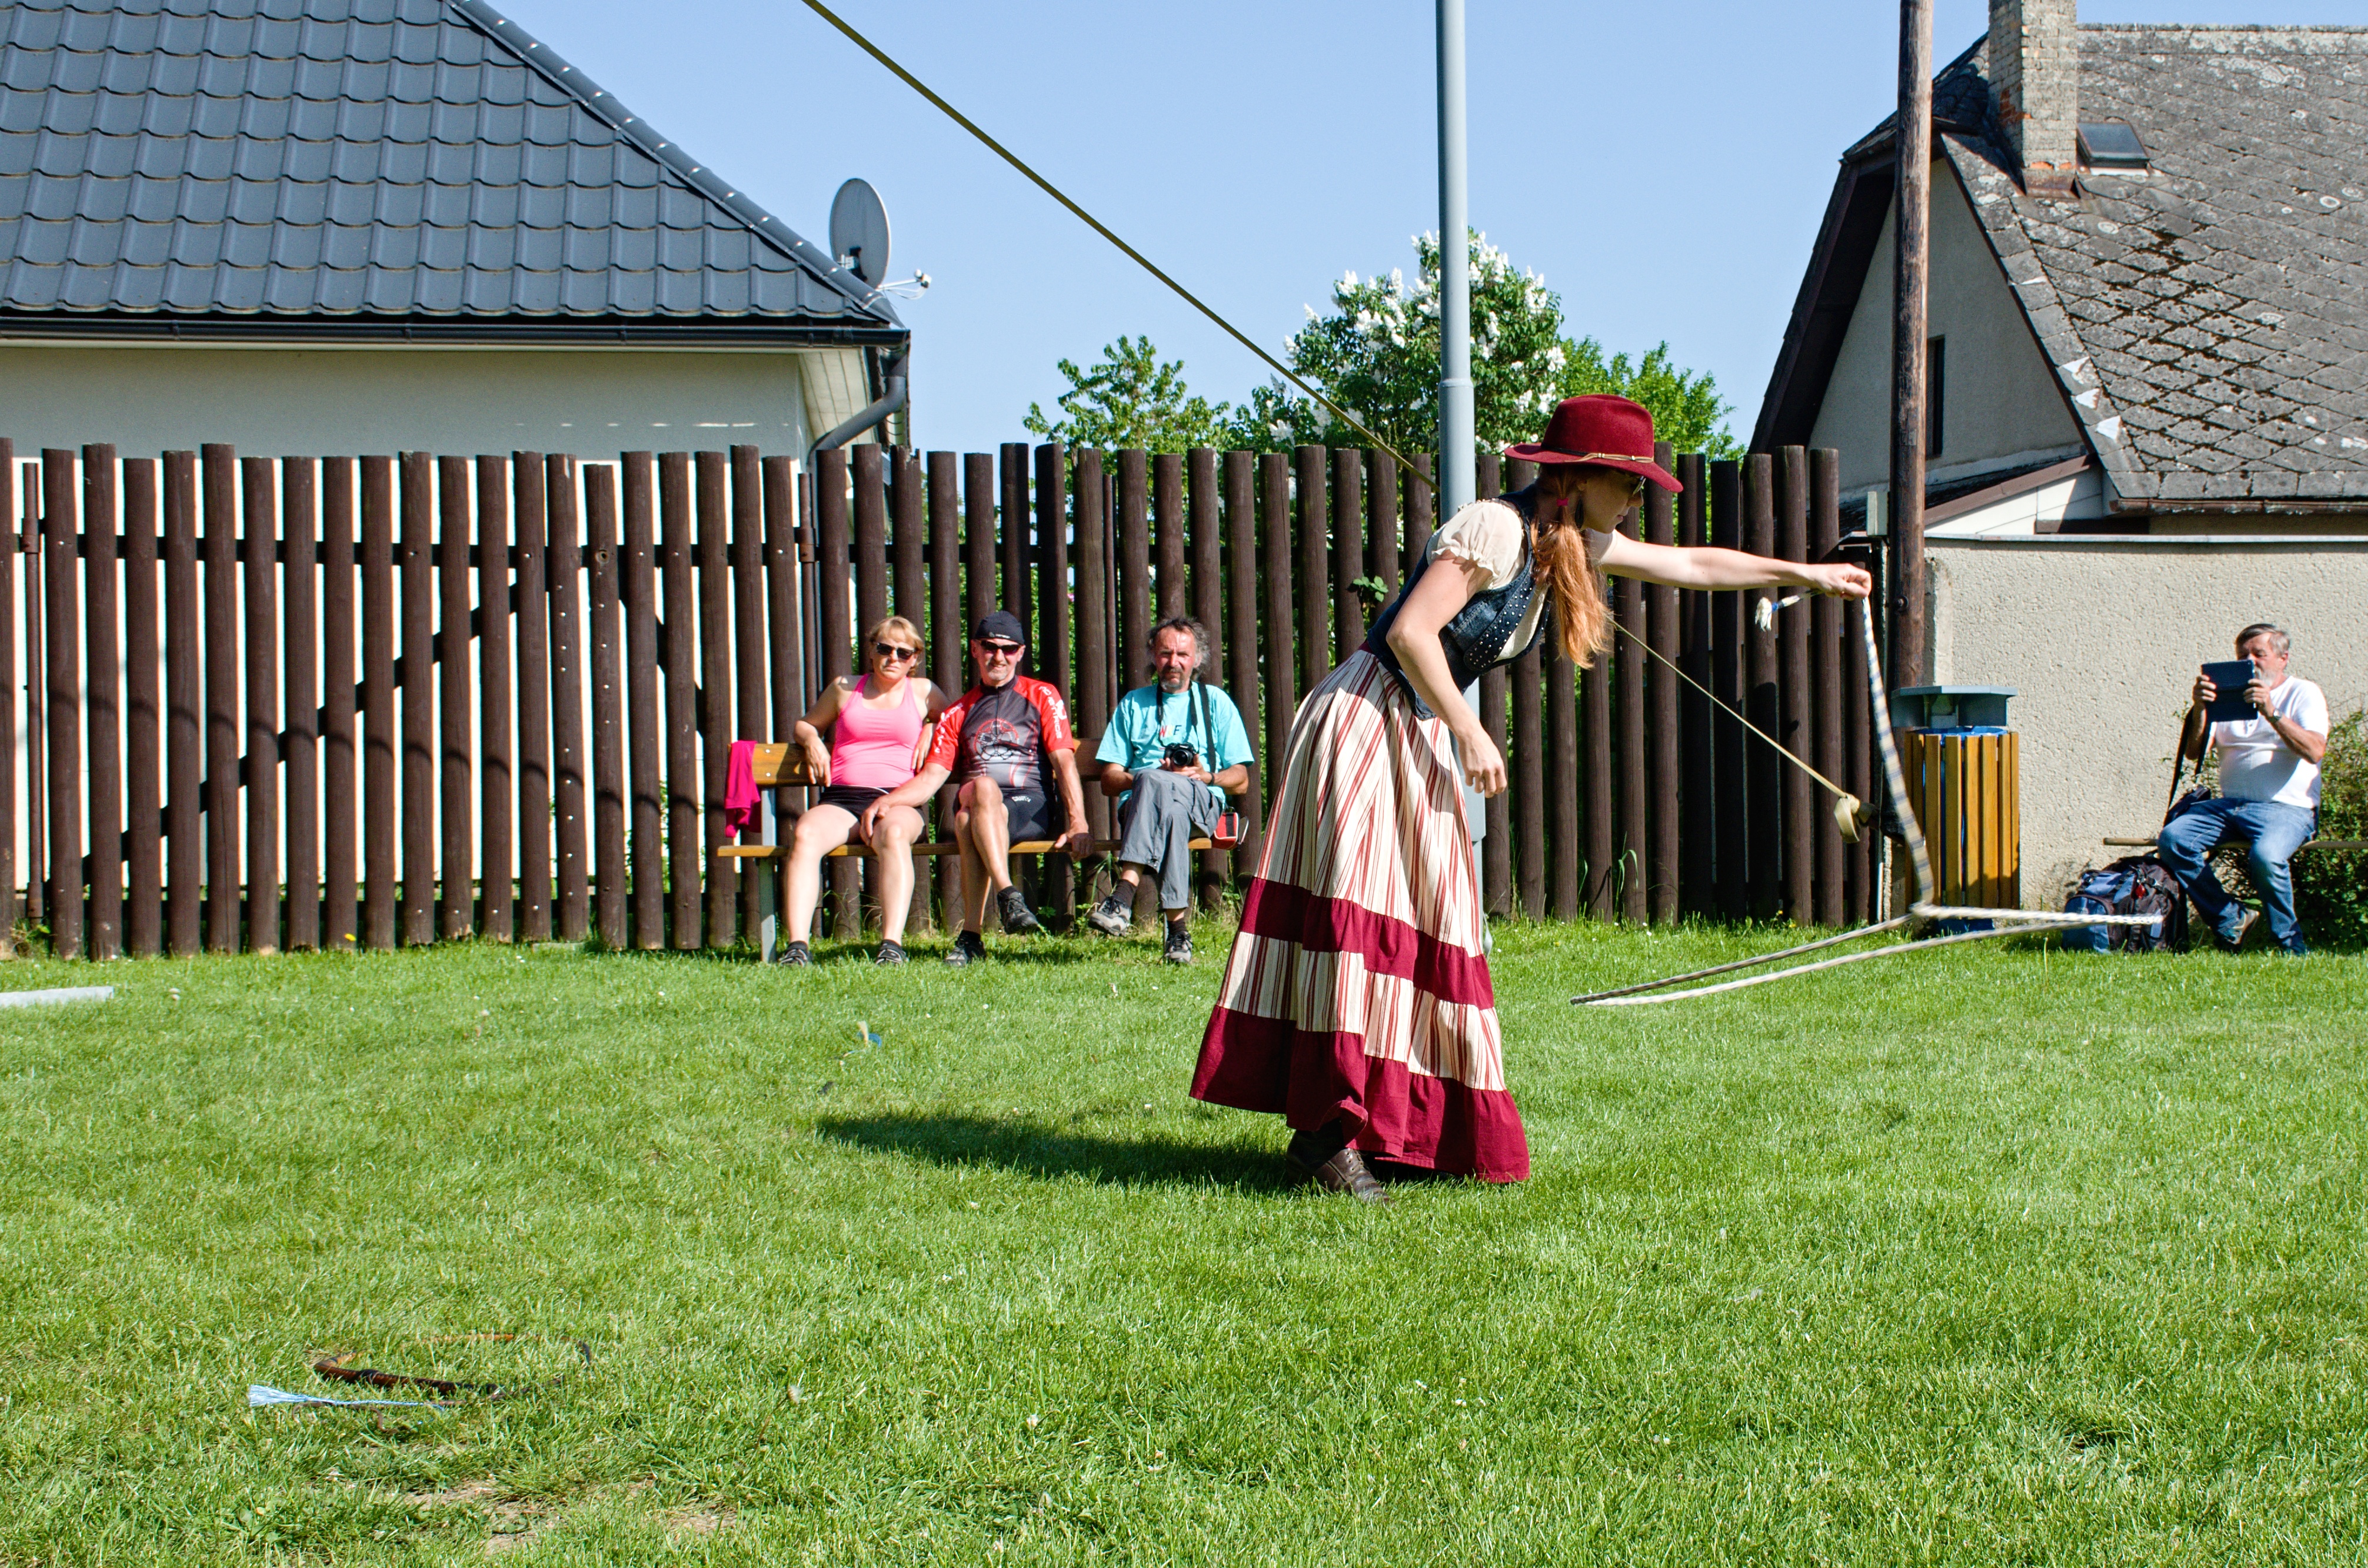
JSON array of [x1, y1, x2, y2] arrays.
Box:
[[720, 742, 1211, 957]]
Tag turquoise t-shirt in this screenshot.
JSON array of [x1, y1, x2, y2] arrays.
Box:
[[1094, 682, 1255, 810]]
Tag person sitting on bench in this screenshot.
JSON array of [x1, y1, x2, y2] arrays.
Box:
[[1085, 616, 1253, 965], [861, 610, 1091, 966], [777, 615, 945, 968], [2160, 622, 2328, 955]]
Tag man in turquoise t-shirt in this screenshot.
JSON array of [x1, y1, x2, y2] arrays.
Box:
[[1087, 618, 1254, 962]]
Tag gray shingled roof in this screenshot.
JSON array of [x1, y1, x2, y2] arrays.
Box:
[[1945, 27, 2367, 505], [0, 0, 905, 341]]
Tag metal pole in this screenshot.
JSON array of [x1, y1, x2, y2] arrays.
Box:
[[1436, 0, 1474, 517], [1889, 0, 1931, 688]]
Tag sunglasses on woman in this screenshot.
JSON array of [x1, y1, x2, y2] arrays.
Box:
[[873, 642, 918, 661]]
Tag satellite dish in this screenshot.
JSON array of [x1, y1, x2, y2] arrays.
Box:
[[830, 178, 891, 287]]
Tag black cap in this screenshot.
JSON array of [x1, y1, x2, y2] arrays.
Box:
[[973, 610, 1026, 645]]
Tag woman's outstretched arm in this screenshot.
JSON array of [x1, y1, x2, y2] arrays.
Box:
[[1596, 532, 1870, 599]]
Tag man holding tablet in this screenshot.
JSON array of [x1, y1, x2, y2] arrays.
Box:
[[2161, 623, 2329, 955]]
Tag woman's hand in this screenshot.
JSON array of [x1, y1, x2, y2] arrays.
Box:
[[798, 729, 831, 786], [1806, 562, 1873, 600], [1457, 725, 1507, 798]]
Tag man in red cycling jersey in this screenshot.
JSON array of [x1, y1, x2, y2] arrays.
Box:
[[862, 610, 1092, 964]]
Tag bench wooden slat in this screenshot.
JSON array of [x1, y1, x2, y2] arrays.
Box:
[[720, 838, 1214, 862], [749, 741, 819, 788]]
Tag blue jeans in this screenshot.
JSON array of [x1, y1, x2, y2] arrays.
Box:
[[2156, 797, 2316, 953]]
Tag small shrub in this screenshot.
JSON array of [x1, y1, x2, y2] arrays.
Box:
[[2295, 706, 2368, 946]]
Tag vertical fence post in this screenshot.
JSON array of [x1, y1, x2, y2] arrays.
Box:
[[360, 456, 396, 951], [1188, 447, 1227, 906], [1294, 445, 1330, 694], [1777, 445, 1813, 924], [587, 464, 627, 948], [1224, 450, 1263, 880], [818, 449, 856, 940], [659, 452, 697, 948], [321, 458, 357, 951], [1644, 445, 1680, 925], [85, 446, 122, 958], [398, 452, 435, 947], [1257, 453, 1295, 813], [122, 457, 160, 956], [1116, 449, 1150, 704], [0, 443, 11, 948], [1675, 453, 1710, 918], [239, 455, 278, 954], [627, 453, 667, 949], [437, 456, 473, 942], [165, 453, 202, 954], [547, 453, 588, 943], [1331, 448, 1365, 662], [1743, 454, 1780, 921], [514, 452, 552, 942], [887, 446, 932, 931], [963, 450, 995, 630], [1474, 453, 1509, 917], [1404, 455, 1434, 568], [1810, 448, 1846, 929], [1367, 450, 1400, 599], [43, 446, 86, 956], [1073, 449, 1111, 892], [1034, 442, 1074, 929], [1546, 633, 1578, 920], [1154, 452, 1186, 623], [1709, 458, 1746, 921], [929, 451, 965, 928], [731, 446, 769, 943], [18, 461, 35, 936], [1000, 443, 1031, 648], [694, 451, 732, 947], [1500, 456, 1542, 921], [283, 459, 318, 951], [200, 443, 237, 952], [1615, 499, 1648, 925], [1582, 628, 1614, 921], [476, 455, 514, 942]]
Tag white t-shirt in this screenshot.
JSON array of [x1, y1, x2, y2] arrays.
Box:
[[2213, 674, 2329, 810]]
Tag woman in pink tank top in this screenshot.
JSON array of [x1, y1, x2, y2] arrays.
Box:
[[779, 615, 945, 966]]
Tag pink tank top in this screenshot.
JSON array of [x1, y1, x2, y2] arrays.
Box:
[[830, 676, 925, 789]]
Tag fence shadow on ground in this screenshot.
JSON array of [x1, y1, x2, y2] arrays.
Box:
[[815, 1112, 1296, 1192]]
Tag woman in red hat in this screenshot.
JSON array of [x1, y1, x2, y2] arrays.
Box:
[[1191, 394, 1871, 1201]]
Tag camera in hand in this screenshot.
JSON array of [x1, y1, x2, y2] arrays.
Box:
[[1161, 742, 1202, 772]]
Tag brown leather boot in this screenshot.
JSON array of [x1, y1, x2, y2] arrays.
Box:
[[1285, 1129, 1390, 1205]]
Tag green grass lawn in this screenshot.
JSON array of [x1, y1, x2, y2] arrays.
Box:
[[2, 917, 2362, 1564]]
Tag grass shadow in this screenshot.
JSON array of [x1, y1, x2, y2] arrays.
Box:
[[816, 1112, 1295, 1192]]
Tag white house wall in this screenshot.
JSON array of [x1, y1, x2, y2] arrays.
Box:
[[1924, 535, 2366, 903], [0, 343, 849, 460], [1810, 158, 2087, 495]]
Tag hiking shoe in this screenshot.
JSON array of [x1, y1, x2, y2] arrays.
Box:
[[2216, 908, 2261, 952], [874, 940, 908, 966], [775, 940, 812, 967], [1163, 923, 1193, 965], [1285, 1130, 1389, 1206], [995, 886, 1045, 936], [1085, 894, 1133, 938], [944, 930, 987, 967]]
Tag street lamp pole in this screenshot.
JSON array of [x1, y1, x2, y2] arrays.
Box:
[[1437, 0, 1474, 516]]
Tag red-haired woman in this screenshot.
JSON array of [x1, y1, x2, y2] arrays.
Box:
[[1191, 395, 1871, 1200]]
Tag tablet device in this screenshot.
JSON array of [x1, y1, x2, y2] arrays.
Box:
[[2202, 658, 2256, 723]]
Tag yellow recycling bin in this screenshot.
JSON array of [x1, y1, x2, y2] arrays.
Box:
[[1893, 686, 2019, 911]]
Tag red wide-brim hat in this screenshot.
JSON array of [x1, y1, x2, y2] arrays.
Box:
[[1503, 393, 1684, 492]]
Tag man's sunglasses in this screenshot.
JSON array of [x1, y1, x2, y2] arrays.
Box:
[[873, 642, 918, 662], [977, 640, 1023, 656]]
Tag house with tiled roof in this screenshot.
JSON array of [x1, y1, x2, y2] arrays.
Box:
[[1755, 0, 2364, 898], [0, 0, 908, 456]]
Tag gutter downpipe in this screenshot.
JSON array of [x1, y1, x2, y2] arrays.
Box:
[[808, 348, 911, 466]]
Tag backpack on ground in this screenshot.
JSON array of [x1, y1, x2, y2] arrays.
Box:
[[2060, 855, 2187, 953]]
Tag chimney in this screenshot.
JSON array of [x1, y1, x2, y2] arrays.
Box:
[[1989, 0, 2079, 196]]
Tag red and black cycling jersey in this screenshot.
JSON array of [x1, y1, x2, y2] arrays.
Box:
[[925, 675, 1077, 791]]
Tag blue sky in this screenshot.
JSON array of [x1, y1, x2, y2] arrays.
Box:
[[500, 0, 2362, 458]]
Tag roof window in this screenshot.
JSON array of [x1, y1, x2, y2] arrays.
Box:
[[2077, 121, 2149, 172]]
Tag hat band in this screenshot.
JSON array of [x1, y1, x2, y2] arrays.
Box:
[[1554, 450, 1653, 463]]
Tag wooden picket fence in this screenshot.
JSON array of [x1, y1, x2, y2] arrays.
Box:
[[3, 436, 1880, 959]]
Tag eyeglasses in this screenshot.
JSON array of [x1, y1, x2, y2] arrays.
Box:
[[978, 640, 1023, 658], [874, 643, 918, 662]]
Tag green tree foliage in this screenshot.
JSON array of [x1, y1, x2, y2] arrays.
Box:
[[1022, 335, 1237, 454], [1228, 231, 1739, 462], [2295, 705, 2367, 946]]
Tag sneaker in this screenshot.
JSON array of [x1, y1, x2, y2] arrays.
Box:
[[944, 930, 987, 967], [2216, 908, 2261, 952], [874, 940, 908, 966], [775, 940, 812, 967], [995, 886, 1045, 936], [1163, 923, 1193, 965], [1085, 894, 1133, 938]]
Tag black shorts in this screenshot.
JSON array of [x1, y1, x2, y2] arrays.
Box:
[[998, 786, 1057, 843], [814, 784, 888, 818]]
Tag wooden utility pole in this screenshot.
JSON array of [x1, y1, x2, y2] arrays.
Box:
[[1890, 0, 1932, 687]]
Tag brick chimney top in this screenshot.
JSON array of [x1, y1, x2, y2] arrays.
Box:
[[1990, 0, 2079, 197]]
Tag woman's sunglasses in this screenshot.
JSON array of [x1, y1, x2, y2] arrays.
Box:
[[873, 642, 918, 662]]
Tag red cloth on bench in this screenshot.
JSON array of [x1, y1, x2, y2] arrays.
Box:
[[725, 740, 760, 835]]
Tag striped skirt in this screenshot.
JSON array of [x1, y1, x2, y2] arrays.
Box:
[[1191, 649, 1529, 1182]]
